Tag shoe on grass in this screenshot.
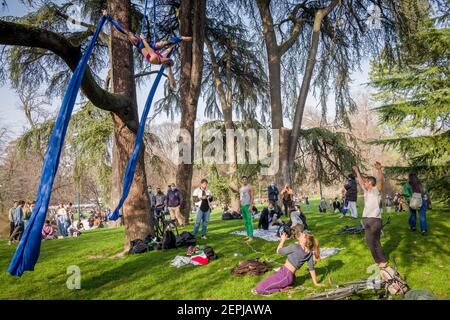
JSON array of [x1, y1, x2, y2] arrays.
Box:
[[421, 230, 427, 236], [201, 235, 207, 240]]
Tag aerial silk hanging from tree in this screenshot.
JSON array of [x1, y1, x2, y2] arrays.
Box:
[[8, 16, 107, 277], [107, 0, 182, 220]]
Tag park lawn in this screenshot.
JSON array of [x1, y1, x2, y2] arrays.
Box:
[[0, 198, 448, 300]]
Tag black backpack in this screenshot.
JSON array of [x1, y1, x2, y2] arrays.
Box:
[[222, 211, 233, 220], [231, 211, 242, 219], [162, 230, 177, 249], [176, 231, 197, 248], [204, 246, 218, 261], [129, 239, 149, 254]]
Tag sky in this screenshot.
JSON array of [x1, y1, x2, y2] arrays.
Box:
[[0, 1, 372, 141]]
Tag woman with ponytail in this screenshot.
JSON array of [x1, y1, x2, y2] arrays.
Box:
[[253, 225, 324, 295]]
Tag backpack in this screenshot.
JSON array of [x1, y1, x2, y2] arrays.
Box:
[[176, 231, 197, 248], [222, 211, 233, 220], [162, 230, 177, 249], [129, 239, 149, 254], [410, 193, 423, 210], [231, 211, 242, 219], [379, 267, 409, 295], [204, 246, 218, 261]]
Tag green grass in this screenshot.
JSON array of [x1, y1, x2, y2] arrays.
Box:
[[0, 199, 449, 300]]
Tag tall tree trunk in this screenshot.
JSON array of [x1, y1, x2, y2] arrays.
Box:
[[256, 0, 289, 186], [108, 0, 152, 247], [205, 39, 240, 212], [288, 1, 338, 181], [176, 0, 206, 224]]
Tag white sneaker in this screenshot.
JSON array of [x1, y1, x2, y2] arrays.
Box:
[[201, 236, 207, 240]]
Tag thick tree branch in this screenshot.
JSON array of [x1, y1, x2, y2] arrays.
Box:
[[0, 19, 131, 114], [278, 2, 309, 56], [288, 0, 339, 172]]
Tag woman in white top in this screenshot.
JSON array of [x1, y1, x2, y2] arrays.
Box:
[[352, 161, 387, 268], [56, 203, 68, 237]]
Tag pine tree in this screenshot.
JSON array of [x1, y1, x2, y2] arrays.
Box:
[[370, 9, 450, 202]]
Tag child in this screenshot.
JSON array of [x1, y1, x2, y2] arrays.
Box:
[[352, 161, 388, 268], [253, 226, 323, 295]]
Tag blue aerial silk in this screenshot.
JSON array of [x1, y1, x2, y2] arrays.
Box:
[[108, 45, 179, 221], [8, 16, 107, 277], [107, 11, 182, 221]]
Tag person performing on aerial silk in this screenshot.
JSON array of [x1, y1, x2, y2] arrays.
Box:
[[102, 10, 192, 90]]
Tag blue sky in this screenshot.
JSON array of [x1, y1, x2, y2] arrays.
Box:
[[0, 1, 372, 140]]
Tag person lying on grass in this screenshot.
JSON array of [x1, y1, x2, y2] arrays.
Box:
[[253, 225, 324, 295], [352, 161, 388, 269]]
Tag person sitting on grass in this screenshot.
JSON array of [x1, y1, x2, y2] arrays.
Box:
[[253, 225, 323, 295], [41, 220, 57, 240], [289, 205, 308, 231], [352, 161, 388, 269]]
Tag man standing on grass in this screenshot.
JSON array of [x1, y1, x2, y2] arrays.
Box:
[[352, 161, 388, 269], [267, 182, 279, 206], [240, 176, 255, 242], [8, 201, 18, 238], [192, 179, 213, 240], [167, 183, 184, 227]]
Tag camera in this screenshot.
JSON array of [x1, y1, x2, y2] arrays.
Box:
[[276, 223, 292, 238]]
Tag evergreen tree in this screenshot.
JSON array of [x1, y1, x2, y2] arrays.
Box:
[[370, 6, 449, 202]]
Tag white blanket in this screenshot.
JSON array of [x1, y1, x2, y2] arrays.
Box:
[[170, 256, 201, 268], [230, 228, 344, 260]]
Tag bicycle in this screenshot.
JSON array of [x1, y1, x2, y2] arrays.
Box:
[[152, 207, 179, 241], [303, 278, 385, 300]]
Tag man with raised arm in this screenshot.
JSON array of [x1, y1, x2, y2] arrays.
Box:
[[352, 161, 388, 268]]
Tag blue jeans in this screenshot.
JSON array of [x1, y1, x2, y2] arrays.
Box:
[[409, 202, 427, 232], [193, 208, 211, 237], [57, 216, 68, 237]]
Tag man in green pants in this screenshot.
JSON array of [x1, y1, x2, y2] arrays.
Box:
[[240, 176, 255, 242]]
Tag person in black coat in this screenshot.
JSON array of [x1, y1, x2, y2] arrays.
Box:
[[267, 183, 279, 206], [344, 173, 358, 219], [259, 202, 281, 230]]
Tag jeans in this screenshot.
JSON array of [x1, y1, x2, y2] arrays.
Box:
[[409, 202, 428, 232], [193, 208, 211, 237], [57, 215, 68, 237]]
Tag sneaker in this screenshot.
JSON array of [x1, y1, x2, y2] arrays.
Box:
[[201, 236, 207, 240], [411, 227, 417, 232], [421, 231, 427, 236], [194, 245, 201, 253], [186, 246, 193, 256]]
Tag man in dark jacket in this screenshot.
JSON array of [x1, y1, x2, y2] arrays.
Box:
[[344, 173, 358, 219], [267, 183, 279, 206], [258, 202, 281, 230], [167, 183, 184, 226]]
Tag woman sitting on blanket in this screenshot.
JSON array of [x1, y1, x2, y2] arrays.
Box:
[[253, 225, 324, 295]]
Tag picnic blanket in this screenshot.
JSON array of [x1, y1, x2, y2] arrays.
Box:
[[231, 227, 343, 260], [230, 225, 280, 242]]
